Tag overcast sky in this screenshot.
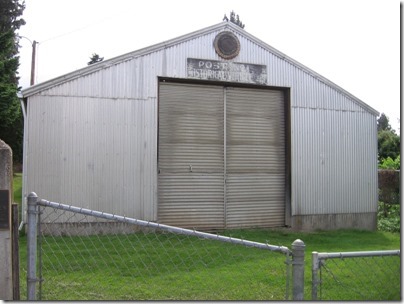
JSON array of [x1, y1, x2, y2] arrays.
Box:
[[17, 0, 400, 133]]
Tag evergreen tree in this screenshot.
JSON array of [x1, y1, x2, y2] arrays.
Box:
[[377, 113, 391, 132], [377, 113, 400, 163], [88, 53, 104, 65], [0, 0, 25, 164]]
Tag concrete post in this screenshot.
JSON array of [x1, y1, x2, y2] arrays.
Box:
[[292, 239, 306, 300], [0, 140, 13, 300], [27, 192, 38, 300]]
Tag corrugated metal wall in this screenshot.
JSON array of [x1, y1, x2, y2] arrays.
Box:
[[25, 95, 157, 220], [292, 109, 378, 215], [23, 22, 378, 225]]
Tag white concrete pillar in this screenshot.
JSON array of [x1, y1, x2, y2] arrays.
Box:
[[0, 139, 13, 300]]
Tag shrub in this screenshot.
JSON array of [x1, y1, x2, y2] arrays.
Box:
[[377, 202, 400, 233], [378, 170, 400, 205], [379, 155, 400, 170]]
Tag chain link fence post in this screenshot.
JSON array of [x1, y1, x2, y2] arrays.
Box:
[[27, 192, 38, 300], [311, 251, 319, 300], [292, 239, 305, 300]]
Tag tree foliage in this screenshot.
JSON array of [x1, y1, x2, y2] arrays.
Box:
[[377, 113, 400, 163], [88, 53, 104, 65], [0, 0, 25, 164], [377, 113, 391, 132], [223, 11, 245, 28]]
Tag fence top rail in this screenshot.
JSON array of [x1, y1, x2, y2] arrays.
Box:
[[313, 250, 400, 260], [37, 198, 291, 255]]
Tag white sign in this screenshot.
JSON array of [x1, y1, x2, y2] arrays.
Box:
[[187, 58, 267, 84]]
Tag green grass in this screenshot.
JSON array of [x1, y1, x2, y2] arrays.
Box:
[[13, 172, 22, 205], [14, 174, 400, 300], [18, 228, 400, 301], [12, 172, 23, 225]]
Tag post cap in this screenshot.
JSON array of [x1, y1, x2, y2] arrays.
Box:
[[292, 239, 305, 248], [27, 192, 37, 198]]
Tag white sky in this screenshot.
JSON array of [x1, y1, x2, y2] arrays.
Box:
[[17, 0, 401, 133]]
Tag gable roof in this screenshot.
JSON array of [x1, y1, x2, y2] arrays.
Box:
[[21, 21, 378, 116]]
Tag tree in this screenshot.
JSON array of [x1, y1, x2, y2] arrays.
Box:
[[88, 53, 104, 65], [377, 113, 400, 163], [0, 0, 25, 164], [223, 11, 245, 28], [377, 113, 391, 132]]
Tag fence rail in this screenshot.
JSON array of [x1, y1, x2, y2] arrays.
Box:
[[37, 198, 290, 254], [312, 249, 401, 300], [25, 192, 305, 301]]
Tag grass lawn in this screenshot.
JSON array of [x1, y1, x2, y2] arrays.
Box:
[[13, 172, 22, 205], [18, 227, 400, 301], [14, 174, 400, 300], [12, 172, 23, 225]]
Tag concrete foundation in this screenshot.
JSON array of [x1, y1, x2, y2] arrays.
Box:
[[291, 212, 377, 231]]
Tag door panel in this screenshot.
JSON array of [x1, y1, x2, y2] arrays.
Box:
[[158, 83, 225, 229], [225, 87, 285, 228]]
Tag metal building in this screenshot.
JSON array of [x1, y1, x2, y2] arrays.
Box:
[[21, 21, 379, 231]]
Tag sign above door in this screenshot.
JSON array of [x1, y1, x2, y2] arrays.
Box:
[[187, 58, 267, 85]]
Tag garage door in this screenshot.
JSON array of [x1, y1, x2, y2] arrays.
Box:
[[226, 87, 285, 228], [158, 82, 285, 229], [158, 83, 225, 229]]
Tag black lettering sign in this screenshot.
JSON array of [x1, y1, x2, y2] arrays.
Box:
[[187, 58, 267, 84]]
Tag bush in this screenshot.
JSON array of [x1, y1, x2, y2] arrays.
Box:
[[378, 170, 400, 205], [377, 202, 400, 233], [379, 155, 400, 170]]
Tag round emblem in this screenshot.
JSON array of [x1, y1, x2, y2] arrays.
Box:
[[214, 31, 240, 60]]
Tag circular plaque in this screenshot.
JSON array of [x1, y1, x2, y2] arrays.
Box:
[[214, 31, 240, 60]]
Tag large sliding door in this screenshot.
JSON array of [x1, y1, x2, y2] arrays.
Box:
[[225, 87, 285, 228], [158, 81, 286, 230], [158, 82, 225, 229]]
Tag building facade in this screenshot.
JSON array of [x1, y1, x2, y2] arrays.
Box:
[[21, 21, 379, 231]]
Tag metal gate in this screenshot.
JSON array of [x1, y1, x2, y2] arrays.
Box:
[[25, 193, 296, 300], [158, 81, 286, 229]]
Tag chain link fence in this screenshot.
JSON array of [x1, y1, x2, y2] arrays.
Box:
[[22, 192, 400, 300], [312, 250, 401, 301], [24, 194, 295, 301]]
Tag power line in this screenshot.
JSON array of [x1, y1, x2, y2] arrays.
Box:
[[40, 13, 124, 44]]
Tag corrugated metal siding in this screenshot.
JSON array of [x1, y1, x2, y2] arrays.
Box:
[[225, 87, 285, 228], [25, 95, 157, 221], [158, 82, 225, 229], [291, 108, 378, 215], [22, 22, 378, 224]]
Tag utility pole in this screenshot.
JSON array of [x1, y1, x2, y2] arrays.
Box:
[[18, 36, 37, 86], [30, 41, 37, 86]]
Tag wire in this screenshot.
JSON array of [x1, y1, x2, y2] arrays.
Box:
[[40, 12, 125, 44]]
